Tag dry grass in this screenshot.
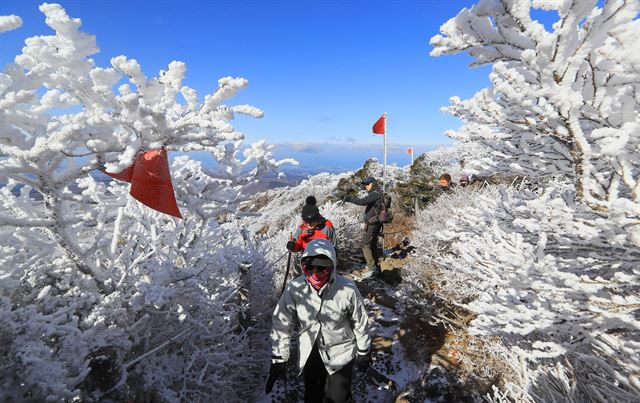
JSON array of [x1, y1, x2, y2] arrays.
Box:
[[397, 263, 519, 401], [238, 192, 276, 212], [382, 209, 413, 248]]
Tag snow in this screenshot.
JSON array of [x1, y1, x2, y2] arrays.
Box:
[[2, 0, 638, 401], [426, 0, 640, 400], [1, 3, 293, 401]]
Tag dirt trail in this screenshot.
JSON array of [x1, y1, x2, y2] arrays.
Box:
[[349, 241, 480, 403], [348, 244, 447, 402]]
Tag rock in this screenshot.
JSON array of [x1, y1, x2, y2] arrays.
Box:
[[372, 336, 394, 351]]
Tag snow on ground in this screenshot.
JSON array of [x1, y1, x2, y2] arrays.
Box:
[[249, 142, 639, 402]]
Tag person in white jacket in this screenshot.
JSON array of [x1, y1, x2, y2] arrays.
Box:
[[266, 238, 372, 402]]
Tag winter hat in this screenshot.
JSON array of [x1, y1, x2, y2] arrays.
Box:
[[361, 177, 377, 186], [305, 195, 317, 206], [301, 195, 321, 222]]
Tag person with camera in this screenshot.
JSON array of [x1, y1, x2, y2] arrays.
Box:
[[266, 238, 372, 402], [344, 176, 383, 279]]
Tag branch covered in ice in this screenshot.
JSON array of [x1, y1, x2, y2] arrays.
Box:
[[0, 3, 294, 400], [426, 2, 640, 399], [432, 0, 640, 221]]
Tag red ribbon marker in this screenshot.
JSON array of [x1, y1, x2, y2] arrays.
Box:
[[103, 149, 182, 218]]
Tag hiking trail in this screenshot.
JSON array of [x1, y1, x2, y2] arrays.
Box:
[[253, 235, 477, 402]]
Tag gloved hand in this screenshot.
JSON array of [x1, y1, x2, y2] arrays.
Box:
[[355, 352, 371, 373], [286, 240, 296, 252], [265, 361, 287, 394]]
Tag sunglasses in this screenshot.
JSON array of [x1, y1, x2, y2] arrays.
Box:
[[304, 264, 331, 272]]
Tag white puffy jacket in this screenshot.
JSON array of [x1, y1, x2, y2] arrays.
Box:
[[270, 238, 371, 375]]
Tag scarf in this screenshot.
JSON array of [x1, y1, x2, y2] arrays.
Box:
[[303, 266, 331, 290]]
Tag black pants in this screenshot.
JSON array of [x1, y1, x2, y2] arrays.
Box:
[[303, 345, 354, 403], [362, 222, 382, 271]]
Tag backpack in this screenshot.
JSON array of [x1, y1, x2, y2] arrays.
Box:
[[377, 192, 394, 224]]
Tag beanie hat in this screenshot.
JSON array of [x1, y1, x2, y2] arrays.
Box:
[[301, 195, 321, 222], [305, 196, 317, 206]]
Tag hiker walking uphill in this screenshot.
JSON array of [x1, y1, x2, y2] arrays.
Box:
[[287, 196, 336, 252], [344, 177, 384, 278], [266, 239, 372, 403]]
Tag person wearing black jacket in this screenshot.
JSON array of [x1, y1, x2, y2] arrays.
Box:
[[345, 176, 383, 278]]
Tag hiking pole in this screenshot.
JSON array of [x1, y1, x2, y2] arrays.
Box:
[[280, 232, 293, 297]]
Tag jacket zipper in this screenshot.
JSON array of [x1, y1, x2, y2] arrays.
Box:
[[318, 295, 331, 360]]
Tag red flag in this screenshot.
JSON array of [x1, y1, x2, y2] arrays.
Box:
[[104, 149, 182, 218], [407, 148, 413, 155], [104, 163, 135, 182], [372, 113, 386, 135]]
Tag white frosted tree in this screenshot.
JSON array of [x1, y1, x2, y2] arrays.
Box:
[[0, 3, 293, 401], [421, 1, 640, 401], [431, 0, 639, 237]]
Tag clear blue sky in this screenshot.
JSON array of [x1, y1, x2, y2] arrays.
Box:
[[1, 1, 495, 170]]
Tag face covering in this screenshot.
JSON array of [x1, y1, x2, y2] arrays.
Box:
[[303, 266, 331, 290]]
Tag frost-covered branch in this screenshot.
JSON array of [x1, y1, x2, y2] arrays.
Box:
[[0, 3, 293, 401], [432, 0, 639, 225]]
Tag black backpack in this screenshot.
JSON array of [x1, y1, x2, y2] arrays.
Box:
[[376, 192, 394, 224]]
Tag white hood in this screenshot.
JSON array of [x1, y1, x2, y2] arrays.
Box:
[[301, 238, 337, 270]]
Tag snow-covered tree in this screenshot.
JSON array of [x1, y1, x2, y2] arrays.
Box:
[[431, 0, 639, 237], [408, 182, 640, 402], [0, 3, 293, 401], [420, 1, 640, 401]]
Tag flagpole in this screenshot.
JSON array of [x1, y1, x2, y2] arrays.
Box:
[[383, 112, 387, 193], [409, 148, 417, 214]]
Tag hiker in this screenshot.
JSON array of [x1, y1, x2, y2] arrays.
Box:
[[344, 176, 383, 278], [438, 173, 453, 189], [287, 196, 336, 253], [459, 174, 470, 187], [266, 238, 372, 402]]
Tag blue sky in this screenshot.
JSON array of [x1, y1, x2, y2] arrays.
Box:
[[1, 1, 504, 170]]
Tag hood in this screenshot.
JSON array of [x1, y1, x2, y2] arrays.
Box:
[[301, 238, 337, 271]]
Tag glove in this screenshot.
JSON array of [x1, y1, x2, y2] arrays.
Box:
[[355, 353, 371, 373], [265, 361, 287, 394], [286, 240, 296, 252]]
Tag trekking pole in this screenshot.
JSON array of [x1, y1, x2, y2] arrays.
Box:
[[280, 232, 293, 297]]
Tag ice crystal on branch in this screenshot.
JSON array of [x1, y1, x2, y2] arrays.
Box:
[[425, 1, 640, 401], [431, 0, 639, 221], [0, 3, 292, 401]]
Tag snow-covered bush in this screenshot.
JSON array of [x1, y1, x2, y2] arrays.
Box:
[[419, 1, 640, 400], [409, 183, 640, 401], [432, 0, 639, 229], [0, 4, 292, 401]]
